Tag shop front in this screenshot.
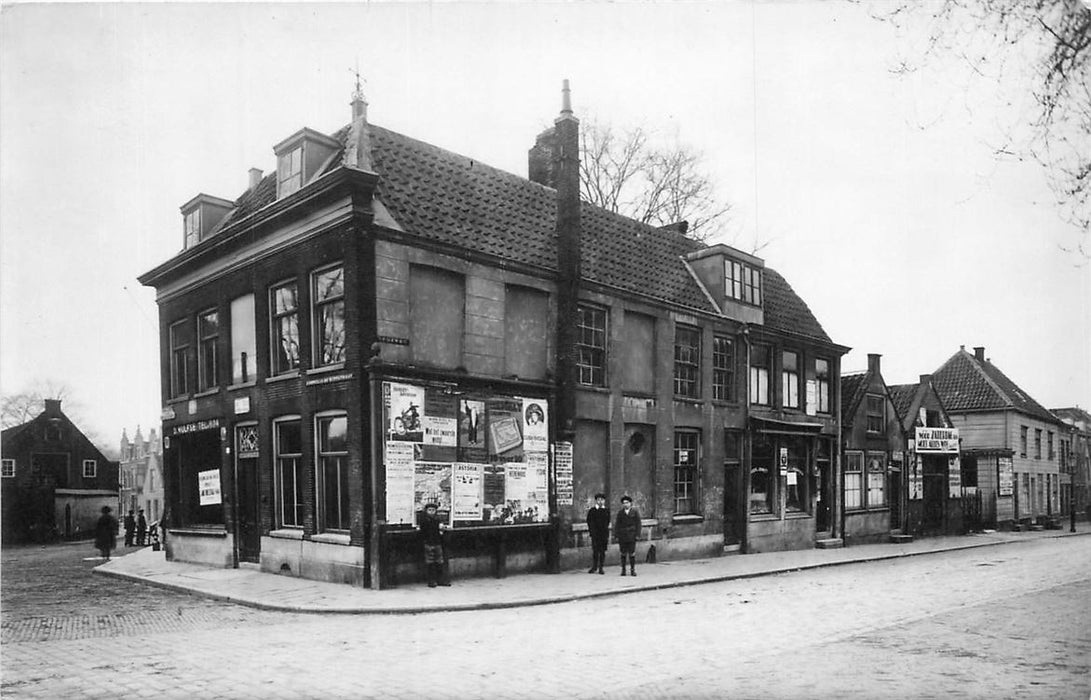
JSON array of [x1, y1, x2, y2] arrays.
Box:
[[163, 417, 232, 567], [906, 426, 964, 536]]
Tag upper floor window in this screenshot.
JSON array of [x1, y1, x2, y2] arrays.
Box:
[[2, 459, 15, 478], [1034, 429, 1042, 459], [749, 344, 771, 406], [712, 336, 735, 401], [576, 304, 608, 387], [673, 430, 701, 515], [782, 351, 800, 409], [317, 413, 349, 532], [184, 209, 201, 249], [270, 281, 300, 375], [866, 394, 884, 433], [197, 310, 219, 391], [277, 147, 303, 197], [169, 319, 191, 398], [82, 460, 97, 478], [1020, 426, 1028, 457], [1047, 431, 1054, 461], [725, 259, 762, 305], [313, 265, 346, 367], [815, 358, 831, 414], [673, 325, 701, 398]]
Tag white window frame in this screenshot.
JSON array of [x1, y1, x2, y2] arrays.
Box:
[[312, 264, 346, 368], [782, 350, 800, 409], [184, 209, 201, 248], [82, 459, 97, 478], [277, 146, 303, 197], [844, 450, 864, 510], [274, 416, 304, 529], [315, 411, 349, 533], [1, 459, 14, 478]]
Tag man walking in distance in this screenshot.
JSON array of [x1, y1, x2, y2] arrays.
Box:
[[586, 492, 610, 574], [123, 510, 136, 547], [136, 509, 147, 546], [614, 495, 641, 577]]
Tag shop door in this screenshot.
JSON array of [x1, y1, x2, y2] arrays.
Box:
[[723, 462, 744, 546], [889, 470, 902, 531], [235, 455, 260, 563], [815, 450, 832, 534], [922, 455, 946, 534]]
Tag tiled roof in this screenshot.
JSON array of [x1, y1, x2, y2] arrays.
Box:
[[932, 349, 1058, 424], [1052, 406, 1091, 431], [840, 371, 871, 421], [887, 383, 919, 427], [201, 120, 838, 341]]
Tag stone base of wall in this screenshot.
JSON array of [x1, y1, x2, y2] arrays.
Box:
[[165, 530, 233, 568], [745, 516, 816, 553], [260, 536, 366, 586]]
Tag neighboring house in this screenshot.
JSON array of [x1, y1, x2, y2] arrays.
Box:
[[138, 84, 846, 588], [119, 427, 165, 523], [888, 373, 970, 536], [840, 354, 908, 545], [932, 346, 1065, 528], [1051, 406, 1091, 521], [1, 400, 119, 543]]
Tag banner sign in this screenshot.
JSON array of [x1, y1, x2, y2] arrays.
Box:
[[915, 427, 960, 453], [198, 469, 222, 506]]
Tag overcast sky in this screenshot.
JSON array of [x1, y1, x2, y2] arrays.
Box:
[[2, 1, 1088, 447]]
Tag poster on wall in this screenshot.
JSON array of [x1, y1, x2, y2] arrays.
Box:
[[424, 415, 458, 447], [998, 456, 1014, 496], [947, 455, 962, 497], [460, 399, 487, 461], [525, 452, 550, 522], [482, 463, 506, 522], [452, 463, 484, 521], [198, 469, 222, 506], [522, 398, 549, 452], [554, 441, 574, 506], [414, 462, 452, 518], [909, 455, 923, 500], [387, 382, 425, 442], [487, 398, 523, 458], [385, 442, 416, 525]]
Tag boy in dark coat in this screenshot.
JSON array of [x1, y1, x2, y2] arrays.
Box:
[[614, 495, 641, 576], [418, 503, 451, 587], [94, 506, 118, 561], [586, 493, 610, 574]]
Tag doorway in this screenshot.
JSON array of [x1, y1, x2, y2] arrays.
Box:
[[234, 425, 261, 564], [922, 455, 947, 534]]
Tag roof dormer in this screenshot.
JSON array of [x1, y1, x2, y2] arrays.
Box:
[[685, 244, 765, 325], [273, 127, 341, 200], [180, 193, 235, 250]]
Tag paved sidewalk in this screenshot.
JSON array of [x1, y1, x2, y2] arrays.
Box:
[[93, 523, 1091, 615]]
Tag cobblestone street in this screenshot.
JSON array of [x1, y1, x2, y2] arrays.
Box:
[[3, 537, 1089, 699]]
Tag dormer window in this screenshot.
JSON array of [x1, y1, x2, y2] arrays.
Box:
[[180, 194, 234, 250], [277, 147, 303, 197], [726, 259, 762, 305], [184, 209, 201, 249]]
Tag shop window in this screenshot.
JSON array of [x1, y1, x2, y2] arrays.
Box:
[[784, 438, 810, 512], [749, 344, 771, 406], [169, 319, 191, 398], [82, 459, 97, 478], [230, 294, 256, 384], [815, 358, 830, 414], [712, 336, 735, 401], [1034, 429, 1042, 459], [750, 437, 774, 514], [673, 325, 701, 399], [867, 452, 887, 507], [1020, 426, 1028, 458], [197, 310, 219, 391], [866, 395, 884, 433], [576, 304, 608, 387], [317, 413, 349, 532], [270, 281, 300, 375], [782, 351, 800, 409], [274, 419, 304, 528], [673, 430, 700, 514], [845, 451, 864, 510], [313, 265, 346, 367]]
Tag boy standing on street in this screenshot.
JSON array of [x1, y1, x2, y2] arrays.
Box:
[[419, 503, 451, 588], [586, 492, 610, 574], [614, 495, 641, 577]]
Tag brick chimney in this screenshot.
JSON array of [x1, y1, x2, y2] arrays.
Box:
[[43, 399, 62, 415], [553, 79, 581, 441], [248, 168, 263, 190], [867, 353, 882, 375], [973, 346, 986, 362]]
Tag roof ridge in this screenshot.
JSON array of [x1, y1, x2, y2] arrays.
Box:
[[967, 354, 1014, 408]]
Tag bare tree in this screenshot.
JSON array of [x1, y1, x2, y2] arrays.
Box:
[[882, 1, 1090, 255], [579, 119, 733, 242], [0, 381, 112, 456]]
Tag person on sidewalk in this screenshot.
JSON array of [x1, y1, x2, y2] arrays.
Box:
[[136, 509, 147, 546], [94, 506, 118, 561], [123, 510, 135, 547], [614, 495, 641, 577], [418, 503, 451, 588], [586, 492, 610, 574]]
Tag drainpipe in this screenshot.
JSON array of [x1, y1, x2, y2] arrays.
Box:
[[834, 358, 843, 542], [741, 323, 751, 554]]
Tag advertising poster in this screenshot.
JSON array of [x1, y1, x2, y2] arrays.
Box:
[[452, 463, 484, 521], [460, 399, 487, 461], [522, 398, 549, 453], [525, 451, 550, 522], [387, 382, 425, 442], [482, 463, 506, 522], [948, 455, 962, 497], [909, 454, 923, 500], [414, 462, 452, 517], [505, 464, 528, 506], [554, 441, 574, 506], [198, 469, 222, 506], [998, 456, 1014, 497], [423, 415, 458, 447], [487, 398, 523, 458], [385, 442, 416, 525]]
